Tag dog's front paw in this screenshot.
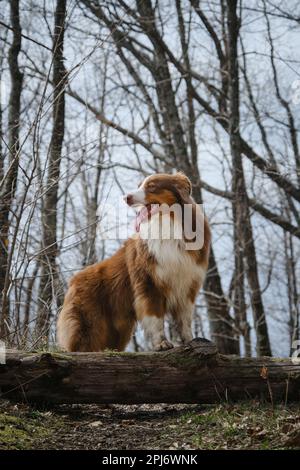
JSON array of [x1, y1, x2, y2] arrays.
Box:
[[154, 339, 174, 351]]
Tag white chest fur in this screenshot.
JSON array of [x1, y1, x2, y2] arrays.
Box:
[[140, 213, 206, 309]]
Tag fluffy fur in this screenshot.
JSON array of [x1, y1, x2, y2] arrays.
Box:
[[57, 172, 211, 351]]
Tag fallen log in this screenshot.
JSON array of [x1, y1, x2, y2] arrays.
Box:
[[0, 338, 299, 404]]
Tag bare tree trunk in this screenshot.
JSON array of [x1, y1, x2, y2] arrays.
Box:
[[36, 0, 67, 342], [227, 0, 271, 356], [136, 0, 189, 167], [190, 178, 239, 355], [0, 0, 23, 340], [203, 246, 240, 354], [23, 262, 39, 346], [243, 212, 272, 356], [233, 264, 251, 356], [227, 0, 249, 355], [82, 77, 107, 266], [284, 231, 300, 355]]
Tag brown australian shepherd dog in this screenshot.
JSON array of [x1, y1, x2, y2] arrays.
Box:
[[57, 172, 211, 352]]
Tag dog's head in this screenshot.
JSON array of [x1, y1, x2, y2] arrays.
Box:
[[124, 172, 192, 208], [124, 173, 205, 250]]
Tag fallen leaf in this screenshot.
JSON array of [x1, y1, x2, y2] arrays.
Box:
[[260, 366, 268, 379], [88, 420, 103, 427]]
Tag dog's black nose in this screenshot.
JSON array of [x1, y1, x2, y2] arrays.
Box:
[[124, 194, 134, 206]]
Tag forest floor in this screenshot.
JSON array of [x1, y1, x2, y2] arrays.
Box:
[[1, 400, 300, 450]]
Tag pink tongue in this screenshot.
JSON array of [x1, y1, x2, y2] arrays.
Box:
[[135, 204, 159, 232]]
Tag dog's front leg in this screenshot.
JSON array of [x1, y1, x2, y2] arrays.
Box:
[[172, 302, 194, 344], [133, 283, 173, 351], [141, 315, 173, 351]]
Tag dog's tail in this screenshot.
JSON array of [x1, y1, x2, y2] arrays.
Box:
[[56, 285, 84, 352]]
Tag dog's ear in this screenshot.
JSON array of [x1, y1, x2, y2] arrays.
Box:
[[174, 173, 192, 204]]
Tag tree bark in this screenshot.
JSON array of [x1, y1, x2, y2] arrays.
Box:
[[228, 1, 251, 356], [0, 338, 299, 404], [0, 0, 23, 340], [36, 0, 67, 341], [227, 0, 271, 356], [203, 247, 240, 355]]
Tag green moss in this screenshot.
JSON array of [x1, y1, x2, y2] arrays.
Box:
[[47, 352, 72, 361], [104, 350, 134, 356], [0, 410, 61, 450], [164, 352, 205, 369]]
